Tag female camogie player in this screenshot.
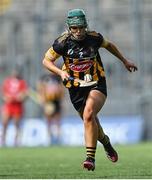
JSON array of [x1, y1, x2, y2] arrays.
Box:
[[42, 9, 138, 171]]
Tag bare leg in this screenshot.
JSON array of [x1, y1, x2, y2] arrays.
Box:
[[53, 113, 61, 143], [96, 117, 105, 140], [14, 116, 21, 147], [46, 116, 52, 144], [1, 115, 10, 146], [46, 113, 61, 145], [82, 90, 106, 170], [83, 90, 106, 148], [96, 115, 118, 163]]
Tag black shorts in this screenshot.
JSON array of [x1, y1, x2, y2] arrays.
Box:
[[44, 100, 61, 116], [68, 78, 107, 112]]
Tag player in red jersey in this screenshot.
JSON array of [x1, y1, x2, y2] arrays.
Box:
[[1, 69, 28, 146], [42, 9, 138, 170]]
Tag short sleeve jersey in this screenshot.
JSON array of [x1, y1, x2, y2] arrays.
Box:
[[45, 31, 106, 85], [2, 76, 28, 102]]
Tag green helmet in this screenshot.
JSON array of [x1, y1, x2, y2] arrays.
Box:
[[66, 9, 87, 27]]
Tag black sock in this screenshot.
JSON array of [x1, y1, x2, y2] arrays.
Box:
[[99, 135, 110, 146]]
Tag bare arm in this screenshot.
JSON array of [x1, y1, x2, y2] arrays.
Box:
[[42, 55, 70, 81], [103, 41, 138, 72]]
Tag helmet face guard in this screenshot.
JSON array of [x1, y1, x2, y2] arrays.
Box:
[[66, 9, 87, 28]]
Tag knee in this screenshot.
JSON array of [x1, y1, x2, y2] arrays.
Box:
[[83, 108, 95, 124]]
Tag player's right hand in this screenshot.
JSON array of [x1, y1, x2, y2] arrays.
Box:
[[60, 71, 70, 81], [63, 77, 80, 88]]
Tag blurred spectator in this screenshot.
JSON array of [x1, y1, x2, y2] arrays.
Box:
[[37, 73, 64, 144], [0, 69, 28, 146]]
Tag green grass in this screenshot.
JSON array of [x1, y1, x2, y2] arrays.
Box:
[[0, 142, 152, 179]]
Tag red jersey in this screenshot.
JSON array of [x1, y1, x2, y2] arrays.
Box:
[[2, 76, 28, 104]]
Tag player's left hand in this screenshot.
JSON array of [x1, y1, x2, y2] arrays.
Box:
[[123, 60, 138, 72]]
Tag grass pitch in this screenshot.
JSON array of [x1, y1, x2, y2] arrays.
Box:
[[0, 142, 152, 179]]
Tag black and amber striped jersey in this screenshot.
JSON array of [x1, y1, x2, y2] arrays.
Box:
[[45, 31, 107, 88]]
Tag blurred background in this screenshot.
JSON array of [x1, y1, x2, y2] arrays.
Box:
[[0, 0, 152, 147]]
